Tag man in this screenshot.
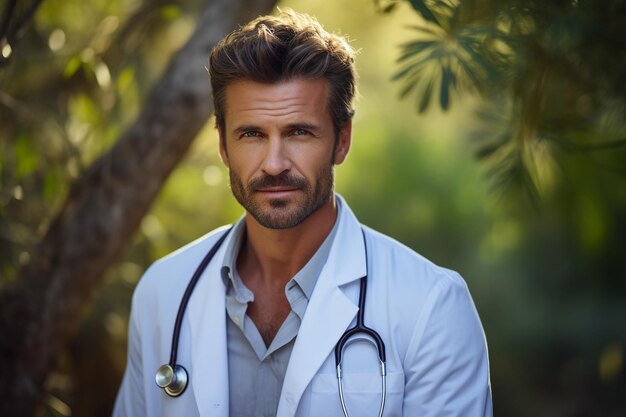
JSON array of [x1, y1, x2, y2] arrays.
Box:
[[113, 9, 492, 417]]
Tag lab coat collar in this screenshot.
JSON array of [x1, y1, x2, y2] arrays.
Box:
[[326, 194, 367, 286], [277, 193, 367, 416], [186, 194, 367, 417]]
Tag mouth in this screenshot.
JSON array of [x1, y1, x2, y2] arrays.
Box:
[[249, 173, 307, 197], [256, 186, 300, 196]]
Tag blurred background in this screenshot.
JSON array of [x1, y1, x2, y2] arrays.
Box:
[[1, 0, 625, 416]]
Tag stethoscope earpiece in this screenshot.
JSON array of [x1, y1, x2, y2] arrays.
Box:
[[155, 364, 188, 397]]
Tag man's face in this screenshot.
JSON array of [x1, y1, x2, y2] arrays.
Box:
[[219, 78, 351, 229]]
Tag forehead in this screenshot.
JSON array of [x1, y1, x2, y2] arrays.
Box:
[[223, 78, 331, 128]]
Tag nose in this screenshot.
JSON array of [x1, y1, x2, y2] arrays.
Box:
[[260, 137, 291, 176]]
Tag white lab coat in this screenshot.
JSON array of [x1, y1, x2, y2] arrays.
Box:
[[113, 197, 492, 417]]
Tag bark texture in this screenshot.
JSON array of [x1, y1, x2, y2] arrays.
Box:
[[0, 0, 277, 415]]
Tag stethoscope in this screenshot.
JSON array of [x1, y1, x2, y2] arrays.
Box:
[[155, 227, 387, 417]]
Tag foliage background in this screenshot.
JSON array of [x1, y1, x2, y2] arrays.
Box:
[[1, 0, 625, 416]]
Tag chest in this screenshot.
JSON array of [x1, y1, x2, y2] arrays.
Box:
[[247, 290, 291, 345]]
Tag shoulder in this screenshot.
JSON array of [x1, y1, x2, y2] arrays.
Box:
[[362, 225, 467, 293], [337, 196, 467, 296], [361, 224, 478, 343], [362, 225, 486, 361]]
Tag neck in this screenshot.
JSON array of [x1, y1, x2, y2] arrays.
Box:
[[237, 197, 337, 289]]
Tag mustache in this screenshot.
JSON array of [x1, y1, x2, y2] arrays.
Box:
[[248, 172, 308, 190]]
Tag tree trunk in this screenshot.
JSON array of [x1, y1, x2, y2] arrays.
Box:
[[0, 0, 277, 416]]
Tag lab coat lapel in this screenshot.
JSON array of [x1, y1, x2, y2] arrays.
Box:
[[277, 197, 367, 417], [187, 230, 233, 417]]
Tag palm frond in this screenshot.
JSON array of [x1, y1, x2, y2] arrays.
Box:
[[407, 0, 441, 25], [393, 19, 504, 112]]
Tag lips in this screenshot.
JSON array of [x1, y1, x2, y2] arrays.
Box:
[[256, 186, 299, 193], [255, 187, 300, 199]]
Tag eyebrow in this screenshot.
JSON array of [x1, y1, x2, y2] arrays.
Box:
[[233, 124, 262, 135], [232, 122, 321, 134], [285, 123, 320, 132]]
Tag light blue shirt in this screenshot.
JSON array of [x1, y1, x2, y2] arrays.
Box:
[[220, 208, 340, 417]]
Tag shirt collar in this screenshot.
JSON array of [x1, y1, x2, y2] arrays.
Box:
[[220, 216, 248, 300], [291, 202, 341, 299], [220, 197, 343, 301]]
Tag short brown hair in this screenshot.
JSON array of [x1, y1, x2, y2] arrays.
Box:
[[209, 9, 356, 138]]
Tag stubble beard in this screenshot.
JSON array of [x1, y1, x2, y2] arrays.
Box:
[[229, 164, 335, 230]]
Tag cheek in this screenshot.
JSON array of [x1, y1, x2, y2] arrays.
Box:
[[230, 156, 265, 185], [299, 142, 334, 163], [297, 155, 333, 181]]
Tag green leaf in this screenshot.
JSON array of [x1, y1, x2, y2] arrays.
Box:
[[404, 24, 442, 37], [458, 37, 500, 81], [454, 48, 483, 89], [116, 66, 135, 94], [408, 0, 440, 26], [392, 60, 423, 81], [14, 135, 39, 178], [64, 56, 82, 79], [450, 1, 462, 29], [419, 78, 435, 113], [397, 40, 438, 62], [398, 66, 423, 98], [475, 143, 502, 159], [439, 65, 456, 110], [160, 5, 181, 21], [382, 2, 398, 13], [69, 94, 100, 125], [424, 45, 448, 61]]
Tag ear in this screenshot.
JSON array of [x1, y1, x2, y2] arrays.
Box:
[[218, 128, 229, 167], [333, 121, 352, 165]]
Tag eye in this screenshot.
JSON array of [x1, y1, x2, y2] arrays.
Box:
[[241, 131, 260, 138], [293, 128, 311, 136]]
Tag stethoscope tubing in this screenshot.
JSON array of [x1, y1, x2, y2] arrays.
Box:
[[156, 226, 387, 417], [168, 228, 232, 366], [335, 230, 387, 417]]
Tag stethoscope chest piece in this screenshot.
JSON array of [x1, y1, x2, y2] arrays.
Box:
[[155, 228, 232, 398], [155, 364, 188, 397]]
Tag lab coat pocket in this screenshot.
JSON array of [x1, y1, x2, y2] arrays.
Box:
[[309, 371, 404, 417]]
